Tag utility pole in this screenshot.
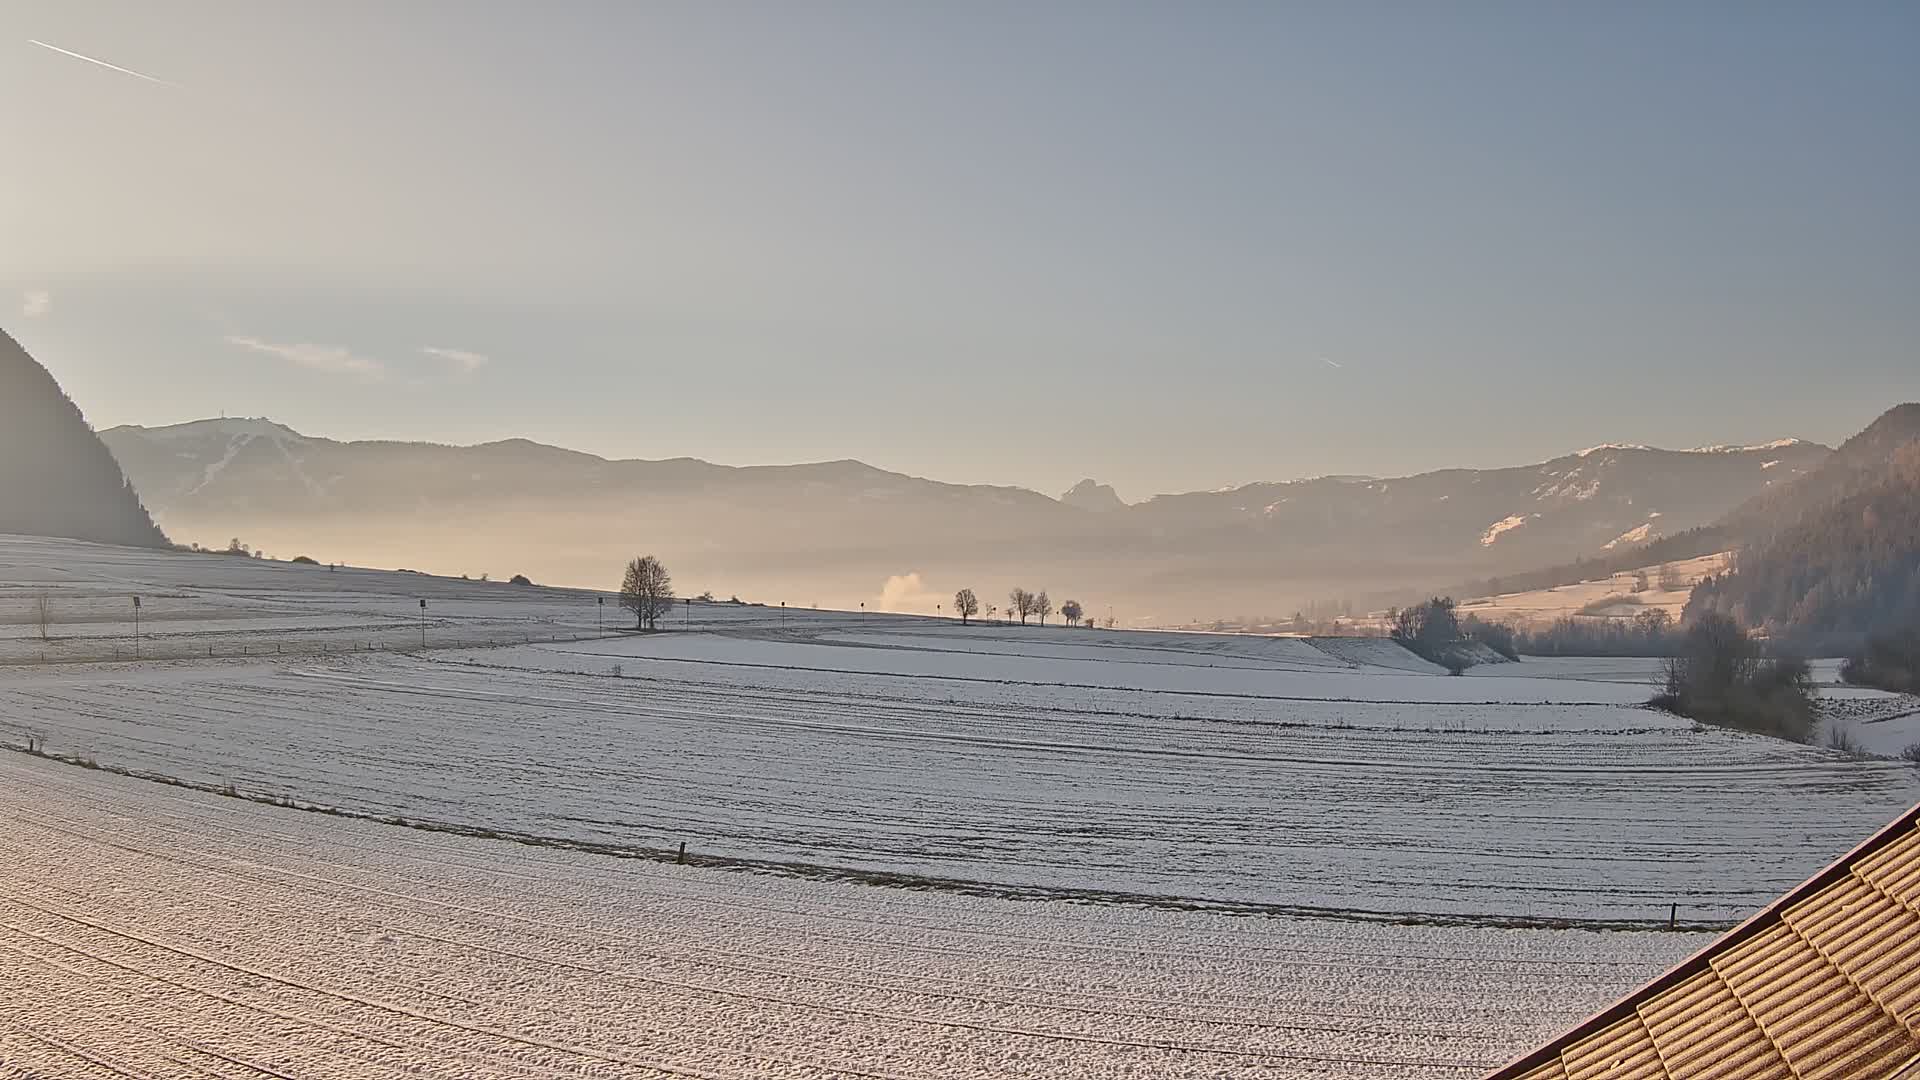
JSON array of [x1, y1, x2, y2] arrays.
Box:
[[419, 598, 427, 648], [598, 595, 604, 636], [132, 595, 141, 658]]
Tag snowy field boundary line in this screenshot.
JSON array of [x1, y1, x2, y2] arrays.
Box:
[[0, 742, 1743, 934], [488, 648, 1637, 708], [6, 788, 1672, 1001]]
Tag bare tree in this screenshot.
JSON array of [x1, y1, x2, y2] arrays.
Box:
[[1034, 591, 1053, 626], [1009, 587, 1034, 625], [1658, 562, 1685, 591], [984, 603, 997, 624], [953, 588, 980, 625], [619, 555, 675, 630], [1060, 599, 1083, 627], [35, 593, 51, 642]]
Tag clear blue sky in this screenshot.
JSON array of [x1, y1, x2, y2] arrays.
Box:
[[5, 1, 1916, 499]]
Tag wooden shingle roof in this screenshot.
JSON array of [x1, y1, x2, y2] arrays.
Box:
[[1489, 803, 1920, 1080]]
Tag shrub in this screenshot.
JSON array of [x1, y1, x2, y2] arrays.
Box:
[[1462, 615, 1518, 661], [509, 574, 533, 586], [290, 555, 319, 565], [1391, 598, 1475, 668], [1901, 744, 1920, 764], [1841, 655, 1863, 683], [1650, 614, 1816, 742], [1841, 626, 1920, 694], [1824, 723, 1864, 756]]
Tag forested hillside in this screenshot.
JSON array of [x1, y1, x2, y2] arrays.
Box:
[[1687, 408, 1920, 647], [1460, 407, 1920, 610], [0, 330, 168, 548]]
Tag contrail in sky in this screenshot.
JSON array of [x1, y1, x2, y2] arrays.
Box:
[[28, 39, 177, 86], [1321, 357, 1343, 369]]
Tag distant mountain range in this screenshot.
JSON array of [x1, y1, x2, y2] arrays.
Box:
[[100, 416, 1831, 619], [1, 331, 166, 549], [1059, 479, 1127, 513]]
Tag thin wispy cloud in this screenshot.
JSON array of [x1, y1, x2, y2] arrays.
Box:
[[27, 39, 177, 87], [1321, 357, 1343, 369], [21, 290, 51, 318], [226, 335, 387, 381], [421, 346, 489, 375]]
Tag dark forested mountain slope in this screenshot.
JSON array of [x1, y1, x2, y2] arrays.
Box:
[[1465, 406, 1920, 619], [1687, 421, 1920, 645], [1718, 403, 1920, 542], [0, 331, 166, 548]]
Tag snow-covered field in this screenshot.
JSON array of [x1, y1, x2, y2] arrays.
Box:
[[0, 752, 1705, 1079], [0, 533, 688, 663], [1820, 690, 1920, 758], [2, 535, 1916, 1076], [6, 635, 1910, 924], [3, 537, 1914, 924]]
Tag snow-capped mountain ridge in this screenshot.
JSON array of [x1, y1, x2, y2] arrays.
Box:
[[1686, 437, 1811, 454]]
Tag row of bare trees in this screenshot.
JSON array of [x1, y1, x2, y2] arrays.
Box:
[[617, 558, 1091, 633], [949, 587, 1088, 627], [1009, 587, 1049, 625]]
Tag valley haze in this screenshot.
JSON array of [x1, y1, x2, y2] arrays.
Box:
[[103, 416, 1830, 621]]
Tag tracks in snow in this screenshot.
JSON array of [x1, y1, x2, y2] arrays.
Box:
[[0, 753, 1698, 1079]]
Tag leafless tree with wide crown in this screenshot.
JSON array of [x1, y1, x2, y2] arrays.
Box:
[[1008, 587, 1034, 625], [619, 555, 675, 631]]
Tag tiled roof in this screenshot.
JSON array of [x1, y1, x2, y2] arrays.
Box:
[[1489, 803, 1920, 1080]]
